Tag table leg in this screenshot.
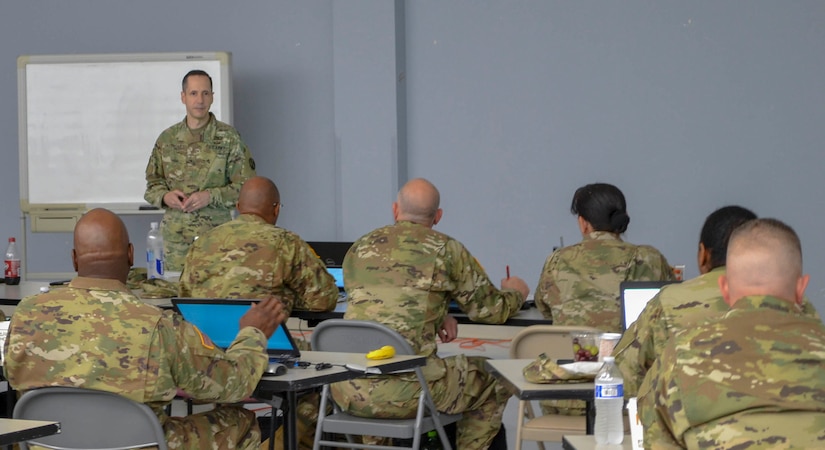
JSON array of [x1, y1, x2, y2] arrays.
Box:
[[585, 400, 595, 434], [282, 390, 298, 450]]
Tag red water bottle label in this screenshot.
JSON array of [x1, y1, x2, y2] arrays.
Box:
[[5, 259, 20, 278]]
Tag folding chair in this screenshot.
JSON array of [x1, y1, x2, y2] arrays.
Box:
[[13, 386, 168, 450], [310, 319, 462, 450], [509, 325, 602, 450]]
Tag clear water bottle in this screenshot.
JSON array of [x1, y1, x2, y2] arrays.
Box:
[[4, 237, 21, 285], [594, 356, 624, 444], [421, 430, 443, 450], [146, 222, 164, 279]]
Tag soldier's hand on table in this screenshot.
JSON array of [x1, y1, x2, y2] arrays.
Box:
[[163, 190, 188, 211], [182, 191, 211, 213], [438, 315, 458, 343], [502, 275, 530, 299], [240, 296, 286, 338]]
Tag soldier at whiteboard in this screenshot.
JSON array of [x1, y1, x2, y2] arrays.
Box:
[[144, 69, 256, 272]]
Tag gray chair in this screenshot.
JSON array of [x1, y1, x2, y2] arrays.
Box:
[[13, 386, 168, 450], [310, 319, 462, 450]]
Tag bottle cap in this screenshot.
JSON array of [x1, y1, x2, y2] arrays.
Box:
[[8, 237, 15, 242], [150, 222, 158, 229], [603, 356, 615, 363]]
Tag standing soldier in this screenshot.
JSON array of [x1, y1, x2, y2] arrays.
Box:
[[144, 69, 256, 272]]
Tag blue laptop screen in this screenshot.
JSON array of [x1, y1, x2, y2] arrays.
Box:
[[173, 301, 299, 356], [327, 267, 344, 289]]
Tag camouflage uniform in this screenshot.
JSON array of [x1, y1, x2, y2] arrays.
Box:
[[638, 295, 825, 449], [614, 267, 821, 397], [145, 113, 256, 272], [334, 221, 524, 450], [535, 231, 673, 415], [179, 214, 338, 316], [3, 277, 269, 450]]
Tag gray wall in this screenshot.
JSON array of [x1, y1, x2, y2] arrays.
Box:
[[2, 1, 824, 315]]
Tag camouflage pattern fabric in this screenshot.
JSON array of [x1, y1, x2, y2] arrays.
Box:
[[3, 276, 269, 450], [179, 214, 338, 315], [638, 295, 825, 449], [145, 113, 256, 271], [535, 231, 673, 415], [534, 231, 674, 333], [614, 267, 821, 397], [336, 221, 523, 450]]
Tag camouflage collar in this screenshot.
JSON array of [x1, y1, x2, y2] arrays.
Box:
[[584, 231, 622, 241], [68, 276, 132, 293], [730, 294, 801, 314]]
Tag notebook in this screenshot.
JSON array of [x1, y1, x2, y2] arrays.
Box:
[[619, 281, 681, 330], [172, 298, 301, 362]]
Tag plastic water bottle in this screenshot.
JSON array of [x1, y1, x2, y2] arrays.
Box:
[[146, 222, 164, 279], [421, 430, 443, 450], [595, 356, 624, 444], [4, 237, 21, 285]]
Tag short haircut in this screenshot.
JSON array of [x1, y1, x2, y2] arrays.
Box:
[[699, 205, 757, 269], [570, 183, 629, 233], [182, 70, 213, 91], [728, 218, 803, 278]]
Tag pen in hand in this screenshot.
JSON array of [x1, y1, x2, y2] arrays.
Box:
[[506, 265, 510, 279]]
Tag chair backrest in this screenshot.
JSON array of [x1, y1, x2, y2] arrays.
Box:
[[13, 386, 168, 450], [510, 325, 603, 360], [311, 319, 416, 355]]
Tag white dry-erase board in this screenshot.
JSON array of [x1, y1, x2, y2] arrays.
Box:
[[18, 52, 232, 230]]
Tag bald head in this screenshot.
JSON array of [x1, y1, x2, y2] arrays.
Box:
[[237, 176, 280, 224], [720, 218, 808, 306], [72, 208, 134, 281], [394, 178, 442, 227]]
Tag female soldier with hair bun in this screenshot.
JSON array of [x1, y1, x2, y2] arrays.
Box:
[[534, 183, 674, 416], [535, 183, 674, 334]]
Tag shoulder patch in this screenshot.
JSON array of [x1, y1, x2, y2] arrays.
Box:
[[193, 326, 215, 350]]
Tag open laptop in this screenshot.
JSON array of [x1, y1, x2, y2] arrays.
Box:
[[619, 281, 681, 330], [306, 241, 353, 268], [172, 298, 301, 363]]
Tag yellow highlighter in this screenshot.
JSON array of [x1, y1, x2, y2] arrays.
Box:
[[366, 345, 396, 360]]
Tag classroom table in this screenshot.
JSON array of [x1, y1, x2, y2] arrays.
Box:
[[562, 434, 632, 450], [292, 300, 551, 327], [485, 358, 596, 434], [0, 418, 60, 446], [254, 350, 426, 450]]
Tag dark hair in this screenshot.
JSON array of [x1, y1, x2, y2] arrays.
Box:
[[699, 205, 757, 269], [570, 183, 630, 233], [182, 70, 213, 91]]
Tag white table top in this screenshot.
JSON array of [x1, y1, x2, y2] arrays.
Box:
[[562, 435, 632, 450], [0, 418, 61, 446]]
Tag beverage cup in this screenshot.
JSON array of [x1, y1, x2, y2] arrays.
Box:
[[672, 264, 685, 281], [626, 397, 644, 450], [598, 333, 622, 361]]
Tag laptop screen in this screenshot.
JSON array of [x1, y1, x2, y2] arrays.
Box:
[[620, 281, 681, 330], [327, 267, 345, 290], [172, 299, 301, 360]]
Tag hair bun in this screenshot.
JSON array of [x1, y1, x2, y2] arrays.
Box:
[[609, 210, 630, 233]]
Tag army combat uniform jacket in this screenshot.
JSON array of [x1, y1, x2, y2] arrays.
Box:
[[535, 231, 673, 333], [179, 213, 338, 315], [614, 267, 820, 397], [639, 295, 825, 449], [4, 277, 269, 449], [334, 221, 523, 450], [144, 113, 256, 271]]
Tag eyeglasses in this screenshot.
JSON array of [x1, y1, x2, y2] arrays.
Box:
[[273, 202, 283, 209]]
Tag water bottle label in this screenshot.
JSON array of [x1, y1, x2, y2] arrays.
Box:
[[595, 384, 623, 399], [155, 258, 164, 276]]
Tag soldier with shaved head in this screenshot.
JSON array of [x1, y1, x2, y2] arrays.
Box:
[[4, 208, 286, 449], [335, 178, 530, 450], [638, 218, 825, 449]]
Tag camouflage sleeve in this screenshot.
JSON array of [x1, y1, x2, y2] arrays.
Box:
[[445, 239, 523, 324], [161, 311, 268, 403], [639, 342, 687, 449], [533, 252, 559, 320], [205, 135, 255, 209], [614, 294, 665, 397], [632, 246, 675, 281], [144, 139, 169, 208], [288, 239, 339, 312]]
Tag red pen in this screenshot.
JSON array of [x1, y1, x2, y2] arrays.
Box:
[[506, 265, 510, 279]]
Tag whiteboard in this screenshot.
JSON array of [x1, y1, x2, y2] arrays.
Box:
[[18, 52, 232, 212]]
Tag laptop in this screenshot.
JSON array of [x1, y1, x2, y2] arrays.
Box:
[[619, 281, 681, 330], [326, 267, 348, 302], [172, 298, 301, 363], [306, 241, 353, 268]]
